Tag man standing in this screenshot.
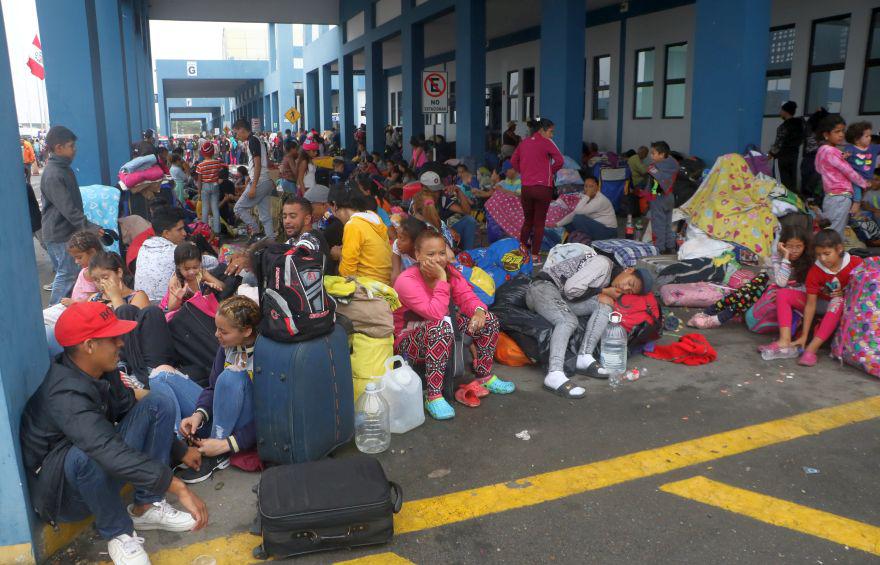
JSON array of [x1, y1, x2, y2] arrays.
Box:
[[769, 101, 804, 193], [134, 128, 158, 158], [20, 302, 208, 565], [232, 118, 275, 242]]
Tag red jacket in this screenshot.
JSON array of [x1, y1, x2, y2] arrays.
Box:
[[510, 133, 564, 188]]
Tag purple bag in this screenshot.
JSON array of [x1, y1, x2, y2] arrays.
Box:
[[743, 144, 772, 176]]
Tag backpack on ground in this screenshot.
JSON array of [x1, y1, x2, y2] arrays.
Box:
[[254, 242, 335, 342], [615, 293, 663, 347], [831, 257, 880, 378], [745, 285, 801, 334], [672, 156, 705, 206]]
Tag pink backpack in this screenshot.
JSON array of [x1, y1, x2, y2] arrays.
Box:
[[660, 282, 726, 308], [746, 285, 800, 334], [831, 258, 880, 378]]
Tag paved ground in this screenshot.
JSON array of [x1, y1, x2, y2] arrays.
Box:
[[34, 175, 880, 563]]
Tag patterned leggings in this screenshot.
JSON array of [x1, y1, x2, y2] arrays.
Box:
[[396, 312, 500, 399], [704, 273, 770, 324]]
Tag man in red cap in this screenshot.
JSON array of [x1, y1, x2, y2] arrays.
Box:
[[195, 141, 224, 234], [20, 303, 208, 565]]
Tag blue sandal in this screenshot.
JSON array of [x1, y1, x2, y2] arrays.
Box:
[[425, 397, 455, 420], [481, 375, 516, 394]]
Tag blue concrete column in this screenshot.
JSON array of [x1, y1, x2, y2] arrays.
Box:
[[338, 54, 355, 155], [319, 64, 333, 131], [306, 70, 320, 130], [0, 9, 51, 562], [138, 0, 155, 131], [539, 0, 585, 159], [95, 0, 132, 175], [455, 0, 486, 159], [401, 21, 424, 160], [690, 0, 770, 161], [365, 40, 386, 154], [120, 0, 143, 137]]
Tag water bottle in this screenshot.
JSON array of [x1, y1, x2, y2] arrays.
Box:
[[625, 215, 635, 239], [354, 382, 391, 454], [600, 312, 628, 385]]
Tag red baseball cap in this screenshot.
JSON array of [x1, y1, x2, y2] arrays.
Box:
[[200, 141, 215, 157], [54, 302, 137, 347]]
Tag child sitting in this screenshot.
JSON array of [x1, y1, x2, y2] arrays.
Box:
[[161, 241, 225, 313], [760, 229, 862, 366], [393, 229, 515, 420], [526, 243, 653, 398], [391, 215, 428, 284], [689, 225, 812, 328], [88, 251, 150, 309], [814, 116, 869, 235], [646, 141, 679, 254], [63, 230, 103, 304], [149, 295, 261, 483]]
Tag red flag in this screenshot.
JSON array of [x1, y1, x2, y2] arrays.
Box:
[[27, 35, 44, 80]]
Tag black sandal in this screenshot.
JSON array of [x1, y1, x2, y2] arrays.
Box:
[[580, 361, 609, 380], [543, 380, 586, 399]]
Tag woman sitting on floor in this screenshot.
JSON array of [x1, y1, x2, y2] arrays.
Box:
[[551, 175, 618, 242]]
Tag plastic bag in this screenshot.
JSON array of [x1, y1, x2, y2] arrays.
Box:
[[495, 332, 532, 366], [381, 355, 425, 434]]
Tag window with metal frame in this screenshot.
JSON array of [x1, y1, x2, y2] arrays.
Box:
[[507, 70, 520, 124], [663, 42, 687, 118], [860, 8, 880, 115], [764, 25, 796, 116], [634, 48, 654, 119], [522, 67, 535, 121], [593, 55, 611, 120], [805, 14, 851, 114]]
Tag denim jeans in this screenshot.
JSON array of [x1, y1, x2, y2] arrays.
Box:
[[201, 182, 221, 234], [451, 215, 477, 251], [280, 179, 297, 194], [149, 369, 253, 441], [234, 178, 275, 236], [46, 241, 78, 305], [57, 393, 175, 539], [568, 215, 618, 241]]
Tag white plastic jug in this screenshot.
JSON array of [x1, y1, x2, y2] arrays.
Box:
[[380, 355, 425, 434]]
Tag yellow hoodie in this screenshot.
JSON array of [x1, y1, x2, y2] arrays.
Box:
[[339, 212, 393, 285]]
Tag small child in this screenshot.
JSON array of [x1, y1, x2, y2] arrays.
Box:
[[88, 251, 150, 309], [763, 229, 862, 366], [64, 231, 103, 304], [844, 121, 880, 210], [161, 241, 225, 313], [391, 215, 428, 284], [814, 116, 869, 235], [862, 168, 880, 220], [646, 141, 679, 254]]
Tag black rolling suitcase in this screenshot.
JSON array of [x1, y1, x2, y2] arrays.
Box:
[[255, 456, 403, 559]]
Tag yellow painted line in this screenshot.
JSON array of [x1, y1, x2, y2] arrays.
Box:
[[334, 552, 415, 564], [136, 396, 880, 564], [661, 476, 880, 556]]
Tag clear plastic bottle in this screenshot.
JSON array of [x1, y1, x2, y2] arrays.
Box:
[[354, 382, 391, 454], [600, 311, 628, 383]]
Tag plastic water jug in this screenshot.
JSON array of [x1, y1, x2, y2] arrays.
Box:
[[354, 382, 391, 454], [380, 356, 425, 433], [600, 311, 628, 378]]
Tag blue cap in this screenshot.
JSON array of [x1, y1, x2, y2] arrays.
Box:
[[501, 161, 514, 173]]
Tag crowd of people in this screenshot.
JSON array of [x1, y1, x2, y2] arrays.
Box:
[[19, 101, 880, 564]]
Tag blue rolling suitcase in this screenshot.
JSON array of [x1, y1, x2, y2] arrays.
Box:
[[253, 324, 355, 464]]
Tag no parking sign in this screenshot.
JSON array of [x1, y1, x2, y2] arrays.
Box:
[[422, 71, 448, 113]]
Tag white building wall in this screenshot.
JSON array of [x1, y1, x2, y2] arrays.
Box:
[[760, 0, 878, 152], [486, 40, 541, 141], [584, 21, 621, 152]]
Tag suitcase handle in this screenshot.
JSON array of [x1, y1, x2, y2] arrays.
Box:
[[390, 481, 404, 513]]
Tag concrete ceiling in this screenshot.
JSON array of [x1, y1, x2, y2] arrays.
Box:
[[148, 0, 337, 24], [167, 106, 222, 114], [162, 78, 260, 99]]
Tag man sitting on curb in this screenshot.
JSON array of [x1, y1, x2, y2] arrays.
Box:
[[20, 302, 208, 565]]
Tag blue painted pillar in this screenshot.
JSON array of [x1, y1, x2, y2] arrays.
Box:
[[539, 0, 585, 159], [306, 70, 320, 131], [139, 0, 155, 131], [0, 8, 51, 562], [95, 0, 132, 175], [401, 21, 424, 160], [339, 53, 355, 155], [455, 0, 486, 159], [275, 25, 296, 131], [690, 0, 770, 161], [365, 40, 386, 154], [120, 0, 142, 138], [319, 64, 333, 131]]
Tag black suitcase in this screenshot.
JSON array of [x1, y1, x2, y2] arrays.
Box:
[[256, 456, 403, 559]]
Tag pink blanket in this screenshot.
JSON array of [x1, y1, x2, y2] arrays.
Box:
[[485, 190, 579, 238], [119, 165, 164, 187]]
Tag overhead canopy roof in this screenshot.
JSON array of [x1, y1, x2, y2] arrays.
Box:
[[148, 0, 338, 24], [167, 106, 222, 114], [161, 78, 261, 99]]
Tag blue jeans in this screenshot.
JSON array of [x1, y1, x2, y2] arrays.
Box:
[[58, 393, 175, 539], [568, 215, 618, 241], [451, 215, 477, 251], [149, 369, 253, 441], [201, 182, 221, 234], [280, 179, 297, 194], [46, 241, 78, 305]]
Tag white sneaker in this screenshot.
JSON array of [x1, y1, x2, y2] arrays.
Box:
[[108, 532, 150, 565], [128, 500, 196, 532]]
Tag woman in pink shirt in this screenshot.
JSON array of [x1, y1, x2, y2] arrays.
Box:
[[510, 118, 564, 262], [393, 230, 515, 420]]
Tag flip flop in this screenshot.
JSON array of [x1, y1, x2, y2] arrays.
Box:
[[542, 380, 586, 399], [462, 380, 489, 398], [580, 362, 609, 380], [454, 385, 481, 407]]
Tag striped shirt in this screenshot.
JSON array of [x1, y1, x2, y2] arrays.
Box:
[[196, 159, 224, 184]]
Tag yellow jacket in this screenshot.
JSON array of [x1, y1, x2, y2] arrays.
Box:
[[339, 212, 392, 285]]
